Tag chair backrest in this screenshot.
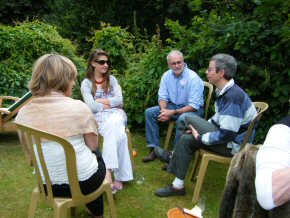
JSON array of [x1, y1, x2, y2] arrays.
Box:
[[203, 81, 213, 120], [15, 122, 95, 205], [240, 102, 269, 149], [2, 91, 33, 122]]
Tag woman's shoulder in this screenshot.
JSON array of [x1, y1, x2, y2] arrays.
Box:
[[66, 98, 94, 118], [109, 75, 119, 84], [81, 78, 92, 87], [109, 75, 117, 81], [71, 98, 91, 110]]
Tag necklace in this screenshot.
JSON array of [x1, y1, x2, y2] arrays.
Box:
[[95, 77, 106, 84]]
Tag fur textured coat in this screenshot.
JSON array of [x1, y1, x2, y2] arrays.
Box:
[[219, 144, 290, 218]]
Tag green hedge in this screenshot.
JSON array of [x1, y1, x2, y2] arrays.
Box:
[[0, 20, 85, 99], [163, 0, 290, 141], [1, 2, 289, 142]]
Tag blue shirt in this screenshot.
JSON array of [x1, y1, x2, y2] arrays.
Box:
[[158, 65, 204, 110]]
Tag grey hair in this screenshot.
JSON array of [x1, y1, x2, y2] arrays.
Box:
[[211, 54, 237, 80], [166, 50, 184, 64]]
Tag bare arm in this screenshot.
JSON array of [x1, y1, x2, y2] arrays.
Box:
[[158, 99, 167, 110], [175, 105, 196, 114], [272, 167, 290, 206], [84, 133, 98, 151], [157, 100, 169, 122]]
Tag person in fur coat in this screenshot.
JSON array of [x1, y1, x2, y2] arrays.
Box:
[[220, 140, 290, 217]]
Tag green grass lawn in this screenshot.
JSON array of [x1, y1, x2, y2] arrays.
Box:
[[0, 131, 228, 218]]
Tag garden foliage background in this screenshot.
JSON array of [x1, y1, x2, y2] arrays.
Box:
[[0, 0, 289, 142]]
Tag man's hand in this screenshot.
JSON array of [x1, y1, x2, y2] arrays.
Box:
[[157, 109, 175, 122], [103, 104, 110, 110], [189, 124, 199, 140], [157, 113, 170, 122], [160, 108, 175, 117]]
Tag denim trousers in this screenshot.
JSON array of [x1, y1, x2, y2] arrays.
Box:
[[167, 115, 233, 180], [145, 103, 204, 149]]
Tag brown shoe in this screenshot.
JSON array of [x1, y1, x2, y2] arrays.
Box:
[[143, 149, 156, 162]]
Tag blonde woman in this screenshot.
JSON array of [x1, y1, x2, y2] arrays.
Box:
[[16, 54, 105, 218], [81, 49, 133, 193]]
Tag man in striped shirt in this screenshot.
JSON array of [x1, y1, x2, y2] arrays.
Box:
[[155, 54, 257, 197]]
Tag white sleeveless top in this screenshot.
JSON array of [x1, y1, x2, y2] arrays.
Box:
[[34, 135, 98, 184]]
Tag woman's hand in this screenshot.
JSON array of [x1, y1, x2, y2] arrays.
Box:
[[103, 104, 110, 110], [95, 98, 110, 105]]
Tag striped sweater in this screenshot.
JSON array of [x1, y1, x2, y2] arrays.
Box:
[[197, 79, 257, 155]]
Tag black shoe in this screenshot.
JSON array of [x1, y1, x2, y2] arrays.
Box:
[[155, 184, 185, 197], [142, 149, 156, 162], [154, 147, 172, 163], [161, 163, 168, 171]]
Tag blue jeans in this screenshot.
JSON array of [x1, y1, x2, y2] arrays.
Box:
[[145, 103, 204, 149]]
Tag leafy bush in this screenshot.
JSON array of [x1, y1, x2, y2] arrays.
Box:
[[164, 0, 290, 141], [89, 23, 168, 126], [121, 36, 169, 126], [1, 0, 288, 137], [0, 20, 85, 99], [91, 22, 135, 74]]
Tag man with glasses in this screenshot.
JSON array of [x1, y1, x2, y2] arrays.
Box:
[[155, 54, 257, 197], [143, 50, 204, 163]]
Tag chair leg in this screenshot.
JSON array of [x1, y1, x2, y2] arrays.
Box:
[[163, 121, 175, 151], [192, 156, 210, 204], [104, 183, 117, 218], [54, 204, 68, 218], [28, 190, 39, 218], [70, 207, 77, 217], [125, 128, 134, 170], [189, 152, 201, 181]]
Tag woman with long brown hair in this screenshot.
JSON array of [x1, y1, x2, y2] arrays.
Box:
[[81, 49, 133, 193]]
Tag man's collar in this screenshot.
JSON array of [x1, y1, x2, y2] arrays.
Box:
[[216, 79, 234, 97]]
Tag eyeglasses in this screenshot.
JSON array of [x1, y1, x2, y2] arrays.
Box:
[[170, 61, 182, 66], [206, 67, 220, 73], [95, 60, 110, 65], [206, 67, 213, 72]]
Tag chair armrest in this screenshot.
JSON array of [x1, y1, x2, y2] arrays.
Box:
[[0, 108, 11, 114], [0, 96, 20, 107]]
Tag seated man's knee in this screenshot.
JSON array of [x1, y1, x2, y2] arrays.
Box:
[[177, 113, 188, 122], [145, 108, 151, 116], [184, 114, 204, 125], [177, 113, 201, 126], [145, 106, 159, 118]]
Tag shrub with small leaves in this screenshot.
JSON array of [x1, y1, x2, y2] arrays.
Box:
[[165, 0, 290, 141], [91, 22, 135, 75], [0, 20, 85, 99]]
